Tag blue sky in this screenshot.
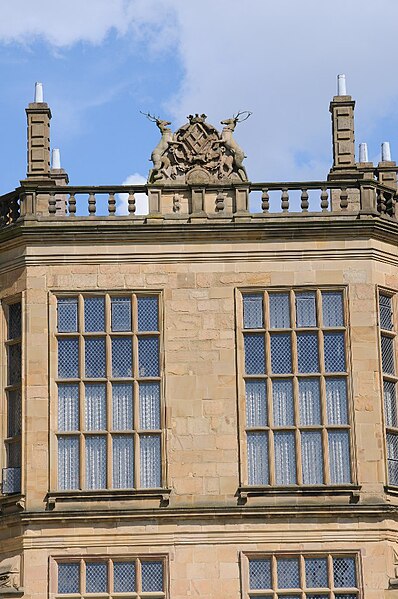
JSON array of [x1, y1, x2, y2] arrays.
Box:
[[1, 0, 398, 202]]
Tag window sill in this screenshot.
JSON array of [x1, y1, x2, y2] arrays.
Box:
[[384, 485, 398, 497], [46, 488, 171, 510], [238, 485, 361, 504]]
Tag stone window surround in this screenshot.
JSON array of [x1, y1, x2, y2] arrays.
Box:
[[236, 285, 360, 498]]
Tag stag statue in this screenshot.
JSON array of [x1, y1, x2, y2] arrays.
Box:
[[141, 112, 174, 182], [220, 111, 251, 181]]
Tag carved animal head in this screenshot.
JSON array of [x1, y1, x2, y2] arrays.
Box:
[[221, 110, 252, 129], [141, 111, 171, 132]]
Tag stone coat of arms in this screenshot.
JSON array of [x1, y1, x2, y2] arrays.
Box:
[[143, 111, 251, 185]]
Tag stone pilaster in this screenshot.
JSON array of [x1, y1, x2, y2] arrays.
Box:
[[329, 95, 357, 178], [25, 102, 52, 179]]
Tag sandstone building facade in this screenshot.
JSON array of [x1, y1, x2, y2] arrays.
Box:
[[0, 79, 398, 598]]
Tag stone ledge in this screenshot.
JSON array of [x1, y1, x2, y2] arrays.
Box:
[[45, 488, 171, 510]]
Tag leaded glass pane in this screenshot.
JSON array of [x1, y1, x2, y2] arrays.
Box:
[[141, 561, 163, 592], [305, 557, 328, 588], [85, 384, 106, 430], [273, 379, 294, 426], [140, 434, 161, 487], [387, 433, 398, 485], [58, 384, 79, 432], [140, 382, 161, 429], [380, 294, 393, 330], [137, 296, 159, 332], [58, 338, 79, 378], [111, 297, 131, 332], [112, 383, 133, 430], [7, 389, 22, 437], [8, 302, 21, 339], [329, 430, 351, 484], [8, 343, 21, 385], [384, 381, 398, 427], [113, 435, 134, 488], [246, 380, 267, 427], [86, 562, 108, 593], [84, 296, 105, 332], [249, 558, 271, 589], [244, 334, 266, 374], [113, 561, 136, 593], [274, 431, 296, 485], [85, 337, 106, 378], [301, 431, 324, 484], [243, 294, 264, 329], [297, 332, 319, 373], [57, 298, 77, 333], [58, 436, 79, 490], [334, 595, 358, 599], [247, 432, 268, 485], [324, 332, 346, 372], [277, 557, 300, 588], [307, 595, 329, 599], [333, 557, 356, 588], [112, 337, 133, 377], [381, 334, 395, 375], [296, 291, 316, 327], [322, 291, 344, 327], [326, 378, 348, 425], [85, 435, 107, 489], [58, 563, 80, 594], [270, 333, 292, 374], [299, 378, 321, 425], [7, 441, 21, 467], [138, 336, 159, 377], [269, 293, 290, 328]]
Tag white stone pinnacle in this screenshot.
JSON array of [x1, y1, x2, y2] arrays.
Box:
[[34, 82, 44, 103], [381, 142, 392, 162], [337, 74, 347, 96], [359, 143, 368, 163], [52, 148, 61, 169]]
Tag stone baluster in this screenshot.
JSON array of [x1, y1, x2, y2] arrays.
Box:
[[108, 192, 116, 216], [173, 193, 181, 213], [88, 192, 96, 215], [281, 188, 289, 212], [300, 189, 309, 212], [10, 197, 20, 222], [385, 191, 394, 216], [340, 187, 348, 209], [377, 189, 386, 215], [215, 190, 225, 212], [48, 192, 56, 215], [128, 192, 136, 215], [320, 187, 329, 211], [261, 189, 269, 213], [68, 193, 76, 216]]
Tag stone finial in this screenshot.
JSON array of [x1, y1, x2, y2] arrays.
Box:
[[359, 143, 369, 163], [51, 148, 61, 169], [377, 141, 397, 190], [337, 74, 347, 96], [381, 142, 392, 162], [34, 82, 44, 103]]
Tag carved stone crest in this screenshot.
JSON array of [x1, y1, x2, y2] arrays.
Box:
[[143, 111, 251, 184], [0, 556, 21, 596]]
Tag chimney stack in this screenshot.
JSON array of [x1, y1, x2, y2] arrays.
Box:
[[25, 82, 52, 179], [329, 74, 357, 179]]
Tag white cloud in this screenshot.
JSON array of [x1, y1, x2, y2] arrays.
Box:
[[118, 173, 148, 215]]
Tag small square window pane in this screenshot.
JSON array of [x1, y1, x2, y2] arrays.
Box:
[[138, 336, 160, 377], [111, 297, 131, 331], [244, 334, 265, 374], [322, 291, 344, 327], [333, 557, 356, 588], [8, 343, 21, 385], [387, 433, 398, 485], [305, 557, 328, 588], [385, 381, 398, 428], [113, 435, 134, 489], [57, 298, 77, 333], [297, 332, 319, 373], [273, 379, 294, 426], [247, 432, 269, 485], [329, 430, 351, 484], [140, 434, 161, 487], [277, 557, 300, 588], [249, 558, 271, 589], [85, 337, 106, 378], [58, 338, 79, 379], [301, 431, 324, 484], [58, 384, 79, 432], [326, 378, 348, 425], [58, 436, 79, 490], [140, 382, 161, 429], [299, 378, 321, 425], [85, 384, 106, 431], [141, 561, 163, 592], [113, 562, 136, 593], [274, 431, 296, 485], [381, 334, 395, 375], [243, 294, 264, 329], [246, 380, 267, 427], [8, 302, 22, 339], [86, 562, 108, 593], [85, 435, 107, 489], [112, 337, 133, 377], [112, 383, 133, 430], [270, 333, 292, 374], [324, 332, 346, 372], [138, 296, 159, 331], [296, 291, 316, 327], [269, 293, 290, 328], [58, 563, 80, 594], [380, 294, 393, 330], [84, 296, 105, 332]]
